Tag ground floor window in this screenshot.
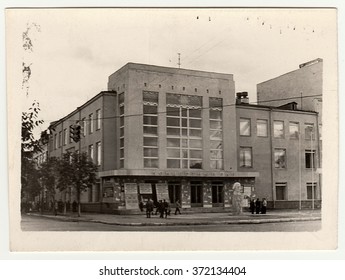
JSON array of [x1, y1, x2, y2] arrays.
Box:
[[307, 182, 317, 200], [190, 181, 203, 207], [275, 182, 287, 200]]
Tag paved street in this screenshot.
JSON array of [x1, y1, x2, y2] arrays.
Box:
[[21, 214, 321, 232]]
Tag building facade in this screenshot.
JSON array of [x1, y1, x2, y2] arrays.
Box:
[[47, 63, 321, 213]]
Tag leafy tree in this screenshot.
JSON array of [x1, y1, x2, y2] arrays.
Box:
[[57, 151, 98, 217], [21, 101, 44, 208]]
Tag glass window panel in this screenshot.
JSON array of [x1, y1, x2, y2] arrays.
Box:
[[274, 149, 286, 168], [120, 117, 124, 127], [167, 117, 180, 127], [190, 150, 202, 159], [167, 128, 180, 136], [166, 107, 180, 116], [209, 97, 223, 108], [144, 148, 158, 157], [120, 127, 124, 137], [143, 91, 158, 103], [210, 160, 223, 170], [96, 109, 101, 130], [210, 140, 222, 149], [182, 128, 188, 136], [210, 110, 222, 120], [210, 120, 222, 129], [305, 124, 315, 140], [240, 119, 251, 136], [166, 93, 181, 105], [190, 160, 202, 169], [187, 95, 202, 107], [181, 109, 187, 117], [118, 93, 124, 104], [143, 137, 158, 147], [240, 147, 252, 167], [257, 119, 268, 137], [120, 149, 124, 158], [143, 105, 158, 114], [182, 160, 188, 169], [274, 121, 284, 138], [210, 150, 223, 159], [120, 138, 124, 148], [167, 159, 180, 168], [167, 149, 180, 158], [143, 126, 158, 135], [182, 149, 188, 158], [181, 139, 188, 148], [119, 159, 124, 168], [189, 119, 202, 128], [144, 159, 158, 168], [189, 139, 202, 148], [119, 106, 124, 115], [289, 122, 299, 139], [189, 129, 202, 137], [182, 119, 187, 127], [167, 138, 180, 147], [189, 109, 202, 118], [143, 116, 157, 125], [210, 130, 222, 140]]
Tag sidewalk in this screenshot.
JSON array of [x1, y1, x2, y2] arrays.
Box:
[[28, 209, 321, 227]]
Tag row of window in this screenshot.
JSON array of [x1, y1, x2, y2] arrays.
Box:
[[239, 118, 317, 140], [275, 182, 317, 200], [143, 83, 222, 94], [53, 109, 102, 150], [239, 147, 316, 169]]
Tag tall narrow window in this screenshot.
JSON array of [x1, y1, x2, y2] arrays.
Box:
[[96, 142, 101, 166], [63, 128, 67, 145], [96, 109, 101, 130], [305, 150, 316, 169], [81, 118, 86, 137], [89, 113, 94, 134], [89, 144, 94, 161], [307, 182, 317, 200], [54, 134, 57, 149], [305, 123, 315, 140], [119, 93, 125, 168], [58, 131, 62, 147], [143, 91, 159, 168], [274, 121, 284, 138], [240, 118, 251, 136], [257, 119, 268, 137], [209, 97, 223, 169], [166, 93, 203, 169], [274, 149, 286, 168], [289, 122, 299, 139], [239, 147, 252, 168]]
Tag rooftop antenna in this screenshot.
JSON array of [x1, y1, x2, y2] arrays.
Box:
[[177, 53, 181, 68]]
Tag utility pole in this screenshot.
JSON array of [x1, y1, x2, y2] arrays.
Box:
[[177, 53, 181, 68]]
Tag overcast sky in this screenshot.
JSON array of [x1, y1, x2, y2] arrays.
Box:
[[7, 8, 337, 132]]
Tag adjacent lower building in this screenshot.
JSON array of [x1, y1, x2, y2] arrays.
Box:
[[47, 62, 321, 213]]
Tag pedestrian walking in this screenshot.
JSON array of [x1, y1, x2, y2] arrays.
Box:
[[145, 199, 154, 218], [249, 199, 255, 214], [255, 198, 261, 214], [159, 200, 165, 218], [175, 200, 181, 215], [163, 199, 170, 218], [261, 198, 267, 214]]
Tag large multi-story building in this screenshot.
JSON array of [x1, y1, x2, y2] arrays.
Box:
[[47, 63, 321, 213]]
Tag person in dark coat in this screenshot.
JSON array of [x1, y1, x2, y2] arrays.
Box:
[[163, 199, 170, 218], [249, 199, 255, 214], [139, 201, 144, 212], [255, 198, 261, 214], [261, 198, 267, 214], [159, 200, 165, 218], [145, 199, 154, 218], [175, 200, 181, 215]]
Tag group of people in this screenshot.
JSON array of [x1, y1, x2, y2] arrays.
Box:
[[143, 199, 182, 218], [250, 198, 267, 214]]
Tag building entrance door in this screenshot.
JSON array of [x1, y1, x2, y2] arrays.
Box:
[[168, 182, 181, 204], [212, 182, 224, 207], [190, 181, 203, 207]]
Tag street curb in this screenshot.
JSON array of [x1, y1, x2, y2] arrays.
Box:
[[27, 213, 321, 227]]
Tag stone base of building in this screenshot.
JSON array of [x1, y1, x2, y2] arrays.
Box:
[[268, 200, 322, 209]]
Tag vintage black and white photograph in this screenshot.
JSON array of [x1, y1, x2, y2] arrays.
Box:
[[6, 8, 338, 251]]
